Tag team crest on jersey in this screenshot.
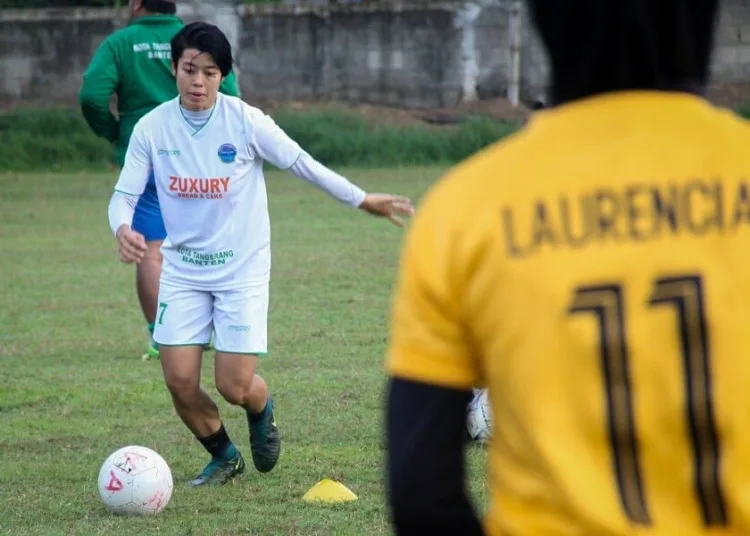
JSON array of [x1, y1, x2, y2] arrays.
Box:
[[218, 143, 238, 164]]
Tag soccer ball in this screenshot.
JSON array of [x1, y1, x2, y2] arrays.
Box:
[[467, 388, 493, 444], [97, 445, 173, 516]]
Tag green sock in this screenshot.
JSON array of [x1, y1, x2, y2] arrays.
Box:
[[147, 323, 158, 349]]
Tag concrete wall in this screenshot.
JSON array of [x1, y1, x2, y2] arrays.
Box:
[[0, 8, 121, 102], [2, 1, 750, 110]]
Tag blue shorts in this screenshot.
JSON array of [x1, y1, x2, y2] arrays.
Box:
[[132, 172, 167, 242]]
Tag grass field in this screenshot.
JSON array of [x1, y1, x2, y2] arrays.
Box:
[[0, 168, 489, 536]]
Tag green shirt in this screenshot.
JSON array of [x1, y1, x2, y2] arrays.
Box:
[[79, 14, 240, 166]]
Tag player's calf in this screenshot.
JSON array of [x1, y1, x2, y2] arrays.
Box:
[[159, 344, 241, 482], [212, 285, 280, 473], [214, 359, 281, 473]]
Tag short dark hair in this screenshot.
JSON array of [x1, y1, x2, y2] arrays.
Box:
[[142, 0, 177, 15], [527, 0, 720, 106], [171, 21, 234, 77]]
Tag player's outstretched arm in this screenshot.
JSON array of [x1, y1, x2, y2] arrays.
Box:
[[246, 108, 414, 226], [287, 152, 415, 227], [357, 192, 415, 228]]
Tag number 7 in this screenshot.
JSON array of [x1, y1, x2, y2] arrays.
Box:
[[158, 302, 168, 325], [568, 275, 727, 527]]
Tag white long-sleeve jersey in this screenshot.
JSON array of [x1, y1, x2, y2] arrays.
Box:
[[108, 94, 366, 291]]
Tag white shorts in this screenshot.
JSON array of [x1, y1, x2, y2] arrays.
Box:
[[153, 282, 269, 355]]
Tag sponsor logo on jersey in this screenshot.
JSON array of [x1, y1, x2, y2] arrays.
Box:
[[158, 149, 180, 156], [177, 246, 234, 266], [169, 176, 230, 199], [218, 143, 238, 164]]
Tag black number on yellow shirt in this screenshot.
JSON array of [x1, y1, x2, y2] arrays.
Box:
[[568, 275, 727, 527]]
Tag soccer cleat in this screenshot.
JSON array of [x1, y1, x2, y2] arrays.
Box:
[[141, 342, 160, 361], [249, 397, 281, 473], [141, 327, 160, 361], [189, 452, 245, 487]]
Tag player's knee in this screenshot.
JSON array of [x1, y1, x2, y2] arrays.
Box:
[[215, 376, 251, 406], [164, 373, 199, 401]]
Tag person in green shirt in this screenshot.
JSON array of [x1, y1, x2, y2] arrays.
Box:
[[79, 0, 240, 361]]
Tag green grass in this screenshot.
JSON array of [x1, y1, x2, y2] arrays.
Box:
[[0, 168, 489, 536], [0, 107, 517, 171]]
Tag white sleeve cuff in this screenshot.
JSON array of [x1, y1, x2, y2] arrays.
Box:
[[108, 190, 139, 237], [287, 152, 367, 208]]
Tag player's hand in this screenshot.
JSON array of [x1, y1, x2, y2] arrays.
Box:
[[116, 225, 147, 263], [358, 193, 415, 227]]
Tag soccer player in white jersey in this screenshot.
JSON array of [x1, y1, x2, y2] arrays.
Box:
[[107, 22, 415, 486]]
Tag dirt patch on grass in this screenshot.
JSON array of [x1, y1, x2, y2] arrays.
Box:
[[240, 96, 531, 128]]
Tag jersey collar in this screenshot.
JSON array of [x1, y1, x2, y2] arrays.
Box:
[[175, 94, 222, 140], [129, 14, 182, 27], [526, 90, 714, 136]]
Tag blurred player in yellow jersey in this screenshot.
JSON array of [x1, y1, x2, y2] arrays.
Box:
[[384, 0, 750, 535]]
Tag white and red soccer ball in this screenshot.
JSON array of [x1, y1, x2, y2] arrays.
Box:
[[467, 388, 493, 444], [97, 445, 173, 515]]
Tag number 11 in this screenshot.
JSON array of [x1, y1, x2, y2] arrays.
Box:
[[568, 275, 727, 527]]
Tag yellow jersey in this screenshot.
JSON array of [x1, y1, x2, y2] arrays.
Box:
[[386, 91, 750, 535]]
